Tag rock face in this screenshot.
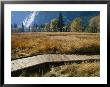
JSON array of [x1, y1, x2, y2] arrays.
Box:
[[11, 54, 100, 72]]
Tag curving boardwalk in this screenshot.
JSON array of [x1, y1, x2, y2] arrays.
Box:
[[11, 54, 100, 72]]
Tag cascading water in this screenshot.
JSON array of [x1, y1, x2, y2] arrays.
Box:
[[23, 11, 39, 32]]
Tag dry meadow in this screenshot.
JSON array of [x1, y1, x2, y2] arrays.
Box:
[[11, 32, 100, 60]]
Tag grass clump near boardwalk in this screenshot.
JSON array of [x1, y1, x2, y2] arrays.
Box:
[[11, 32, 100, 60], [45, 61, 100, 77], [12, 61, 99, 77]]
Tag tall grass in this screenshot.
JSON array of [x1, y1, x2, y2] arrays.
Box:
[[44, 61, 100, 77], [11, 32, 100, 60]]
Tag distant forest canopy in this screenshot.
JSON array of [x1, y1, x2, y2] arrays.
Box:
[[11, 12, 100, 33]]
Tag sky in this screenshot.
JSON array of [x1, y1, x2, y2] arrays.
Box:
[[11, 11, 100, 27]]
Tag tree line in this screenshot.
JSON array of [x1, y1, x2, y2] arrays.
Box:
[[11, 12, 100, 33]]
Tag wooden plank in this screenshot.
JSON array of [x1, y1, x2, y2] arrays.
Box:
[[11, 54, 100, 72]]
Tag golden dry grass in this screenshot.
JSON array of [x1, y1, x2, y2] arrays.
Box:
[[11, 32, 100, 60], [44, 61, 100, 77], [15, 61, 99, 77]]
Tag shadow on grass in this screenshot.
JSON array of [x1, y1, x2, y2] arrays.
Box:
[[44, 45, 100, 55]]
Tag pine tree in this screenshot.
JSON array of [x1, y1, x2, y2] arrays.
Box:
[[14, 23, 17, 28], [58, 12, 64, 32], [11, 24, 13, 28], [21, 23, 24, 32]]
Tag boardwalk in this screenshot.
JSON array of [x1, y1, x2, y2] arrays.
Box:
[[11, 54, 100, 72]]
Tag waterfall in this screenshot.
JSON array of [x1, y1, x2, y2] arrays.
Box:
[[22, 11, 39, 31]]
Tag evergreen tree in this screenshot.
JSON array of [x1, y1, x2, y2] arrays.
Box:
[[58, 12, 64, 32], [39, 24, 45, 31], [11, 24, 13, 28], [14, 23, 17, 28], [31, 24, 37, 32], [21, 23, 24, 32]]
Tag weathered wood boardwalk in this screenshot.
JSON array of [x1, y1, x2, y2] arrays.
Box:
[[11, 54, 100, 72]]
